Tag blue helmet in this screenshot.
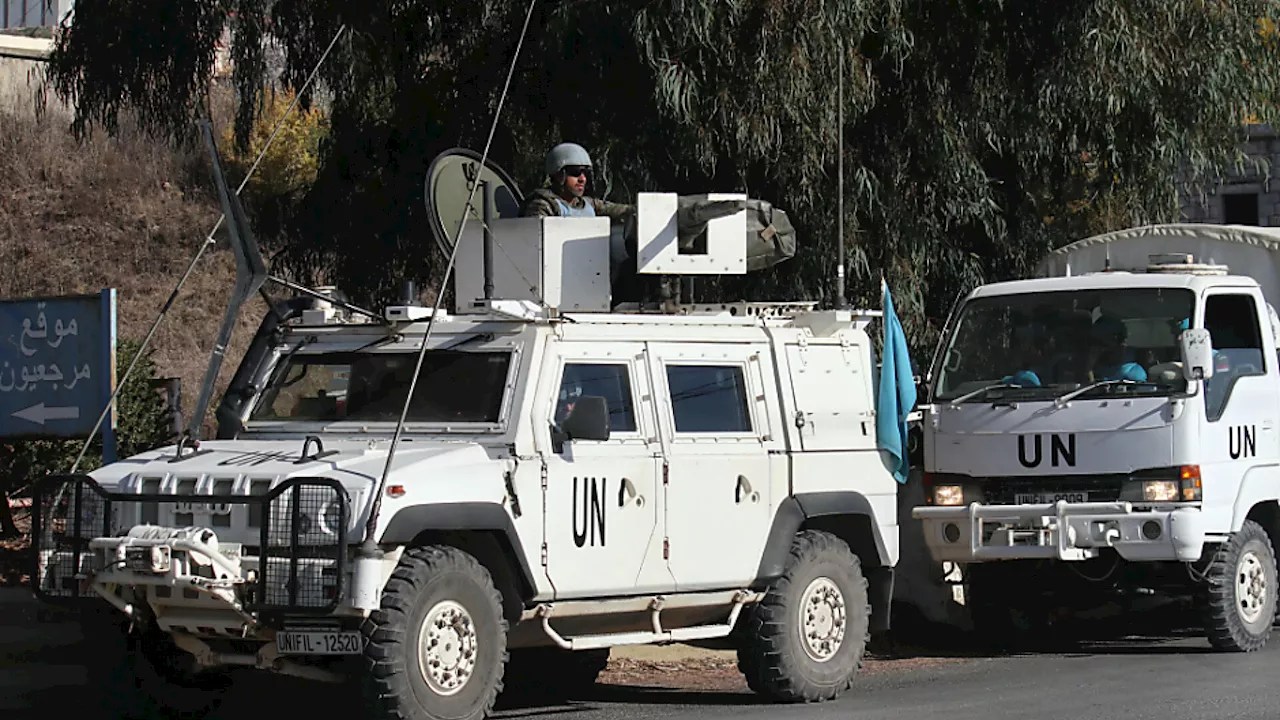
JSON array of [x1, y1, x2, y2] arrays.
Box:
[[545, 142, 593, 177]]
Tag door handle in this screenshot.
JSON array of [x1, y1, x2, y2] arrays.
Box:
[[735, 475, 759, 504], [618, 477, 643, 508]]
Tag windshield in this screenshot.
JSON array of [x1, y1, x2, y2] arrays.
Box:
[[249, 350, 513, 424], [934, 287, 1195, 402]]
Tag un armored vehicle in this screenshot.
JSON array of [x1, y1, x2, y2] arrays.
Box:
[[913, 223, 1280, 652], [31, 148, 910, 720]]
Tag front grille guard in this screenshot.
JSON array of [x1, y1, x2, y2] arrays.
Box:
[[30, 473, 349, 615]]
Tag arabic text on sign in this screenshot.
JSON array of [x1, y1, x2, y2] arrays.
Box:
[[3, 302, 92, 394], [17, 304, 80, 357], [0, 361, 92, 393]]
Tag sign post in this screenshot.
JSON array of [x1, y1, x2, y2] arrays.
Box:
[[0, 290, 118, 459]]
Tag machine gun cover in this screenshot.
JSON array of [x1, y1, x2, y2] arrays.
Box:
[[671, 194, 797, 272]]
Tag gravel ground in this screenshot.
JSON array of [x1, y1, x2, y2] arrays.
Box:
[[598, 652, 968, 693]]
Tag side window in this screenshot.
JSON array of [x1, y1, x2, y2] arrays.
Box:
[[556, 362, 637, 433], [1204, 294, 1266, 421], [665, 365, 752, 433]]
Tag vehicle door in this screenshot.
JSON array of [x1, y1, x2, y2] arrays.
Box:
[[646, 342, 775, 592], [1199, 289, 1280, 530], [539, 341, 673, 598]]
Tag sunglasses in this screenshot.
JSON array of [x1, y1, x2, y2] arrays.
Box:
[[561, 166, 590, 178]]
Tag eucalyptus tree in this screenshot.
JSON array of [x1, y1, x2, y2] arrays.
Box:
[[41, 0, 1280, 349]]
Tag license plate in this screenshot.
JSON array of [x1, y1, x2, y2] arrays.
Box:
[[1015, 492, 1088, 504], [275, 630, 362, 655]]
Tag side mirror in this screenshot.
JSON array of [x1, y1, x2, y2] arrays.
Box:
[[560, 395, 611, 443], [1180, 328, 1215, 381]]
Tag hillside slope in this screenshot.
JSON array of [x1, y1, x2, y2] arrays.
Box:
[[0, 107, 270, 438]]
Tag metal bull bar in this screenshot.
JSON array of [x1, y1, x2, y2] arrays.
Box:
[[30, 474, 350, 616], [912, 500, 1207, 563]]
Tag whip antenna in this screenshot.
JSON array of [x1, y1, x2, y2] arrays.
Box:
[[66, 24, 349, 473], [350, 1, 541, 610]]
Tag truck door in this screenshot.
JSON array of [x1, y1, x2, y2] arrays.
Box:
[[539, 342, 673, 598], [1200, 290, 1280, 529], [646, 342, 775, 591]]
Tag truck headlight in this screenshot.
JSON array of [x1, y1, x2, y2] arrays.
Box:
[[1142, 480, 1179, 503], [933, 485, 965, 506], [1124, 466, 1202, 503]]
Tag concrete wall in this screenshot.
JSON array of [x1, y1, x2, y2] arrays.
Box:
[[1180, 125, 1280, 228], [0, 33, 69, 118], [0, 34, 48, 113]]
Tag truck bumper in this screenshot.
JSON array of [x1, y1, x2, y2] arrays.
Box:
[[910, 501, 1206, 563]]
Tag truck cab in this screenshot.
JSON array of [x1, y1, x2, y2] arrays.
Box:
[[913, 223, 1280, 652]]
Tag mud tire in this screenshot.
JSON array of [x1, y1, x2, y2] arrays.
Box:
[[1201, 519, 1278, 653], [361, 545, 508, 720], [736, 530, 870, 703]]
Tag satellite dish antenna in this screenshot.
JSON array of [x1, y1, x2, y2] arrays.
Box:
[[424, 147, 524, 258]]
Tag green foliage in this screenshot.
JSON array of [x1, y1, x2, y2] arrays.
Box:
[[0, 339, 174, 519], [217, 85, 330, 244], [38, 0, 1280, 357]]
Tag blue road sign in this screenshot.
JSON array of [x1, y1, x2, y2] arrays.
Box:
[[0, 290, 117, 448]]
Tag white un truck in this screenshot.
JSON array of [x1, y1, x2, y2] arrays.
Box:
[[30, 147, 908, 720], [913, 223, 1280, 652]]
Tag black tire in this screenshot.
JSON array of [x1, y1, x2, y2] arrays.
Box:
[[1200, 519, 1278, 653], [736, 530, 870, 703], [501, 647, 609, 700], [82, 616, 229, 720], [362, 545, 509, 720]]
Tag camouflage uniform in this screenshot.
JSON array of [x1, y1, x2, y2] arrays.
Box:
[[521, 188, 634, 221]]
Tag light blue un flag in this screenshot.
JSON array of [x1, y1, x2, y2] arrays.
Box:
[[876, 280, 916, 484]]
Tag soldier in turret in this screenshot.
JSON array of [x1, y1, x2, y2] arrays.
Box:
[[521, 142, 634, 221]]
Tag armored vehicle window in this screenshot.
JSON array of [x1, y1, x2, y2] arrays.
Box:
[[556, 363, 636, 432], [665, 365, 752, 433], [251, 350, 512, 424]]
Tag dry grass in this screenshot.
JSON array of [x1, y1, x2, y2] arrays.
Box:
[[0, 102, 269, 436]]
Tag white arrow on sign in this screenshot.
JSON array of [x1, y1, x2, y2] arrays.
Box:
[[11, 403, 81, 425]]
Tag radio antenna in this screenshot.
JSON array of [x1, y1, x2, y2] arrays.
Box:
[[835, 37, 847, 310], [65, 23, 348, 474], [352, 1, 541, 606]]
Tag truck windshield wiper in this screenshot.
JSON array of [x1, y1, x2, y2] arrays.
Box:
[[1052, 379, 1134, 407], [947, 383, 1019, 407]]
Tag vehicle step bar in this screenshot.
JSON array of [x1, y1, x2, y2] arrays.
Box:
[[535, 589, 757, 651]]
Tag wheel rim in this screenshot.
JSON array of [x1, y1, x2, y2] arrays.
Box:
[[1236, 550, 1269, 626], [798, 576, 846, 662], [417, 600, 478, 696]]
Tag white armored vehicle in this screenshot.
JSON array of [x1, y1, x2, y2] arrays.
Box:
[[913, 223, 1280, 652], [31, 144, 910, 720]]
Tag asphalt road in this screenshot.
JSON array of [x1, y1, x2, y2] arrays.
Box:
[[3, 588, 1276, 720]]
